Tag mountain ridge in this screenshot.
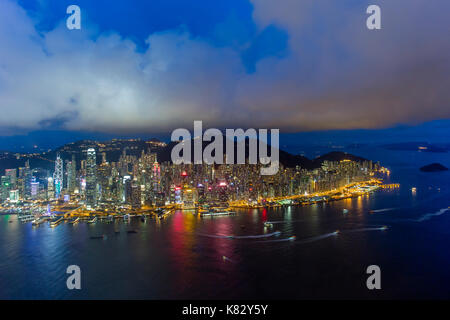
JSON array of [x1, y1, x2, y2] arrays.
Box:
[[0, 138, 370, 173]]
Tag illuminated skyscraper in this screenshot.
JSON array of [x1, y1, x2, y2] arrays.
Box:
[[9, 189, 19, 202], [24, 160, 32, 199], [131, 182, 141, 209], [31, 180, 39, 200], [66, 154, 77, 193], [5, 169, 17, 188], [152, 161, 161, 193], [47, 177, 54, 199], [86, 148, 97, 209], [53, 153, 63, 198]]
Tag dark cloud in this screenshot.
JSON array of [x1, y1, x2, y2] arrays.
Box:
[[0, 0, 449, 135]]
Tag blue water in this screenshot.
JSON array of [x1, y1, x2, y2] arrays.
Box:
[[1, 146, 449, 299]]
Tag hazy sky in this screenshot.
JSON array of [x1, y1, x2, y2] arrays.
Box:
[[0, 0, 449, 136]]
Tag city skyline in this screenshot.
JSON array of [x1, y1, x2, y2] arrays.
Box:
[[0, 136, 383, 212]]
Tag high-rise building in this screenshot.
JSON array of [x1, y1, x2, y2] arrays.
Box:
[[24, 160, 32, 199], [152, 161, 161, 193], [53, 153, 63, 198], [47, 177, 54, 199], [123, 176, 132, 203], [31, 180, 39, 200], [9, 189, 19, 202], [0, 175, 11, 201], [131, 182, 141, 209], [86, 148, 97, 209], [5, 169, 17, 188], [66, 154, 77, 193]]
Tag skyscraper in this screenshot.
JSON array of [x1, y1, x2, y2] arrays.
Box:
[[86, 148, 97, 209], [5, 169, 17, 188], [53, 153, 63, 198], [47, 177, 54, 199], [66, 154, 77, 193], [24, 160, 32, 199]]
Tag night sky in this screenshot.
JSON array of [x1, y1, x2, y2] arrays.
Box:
[[1, 0, 449, 149]]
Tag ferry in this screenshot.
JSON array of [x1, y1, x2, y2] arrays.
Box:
[[18, 213, 35, 223], [264, 221, 273, 228], [90, 234, 107, 240], [343, 209, 349, 214], [32, 216, 49, 226], [200, 208, 235, 217], [155, 208, 171, 219], [87, 216, 97, 224], [50, 216, 64, 228], [68, 217, 80, 224]]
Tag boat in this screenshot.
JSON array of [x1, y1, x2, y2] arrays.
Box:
[[264, 222, 273, 227], [123, 214, 130, 222], [342, 209, 349, 214], [200, 208, 235, 217], [87, 216, 97, 224], [288, 236, 296, 241], [155, 208, 171, 219], [32, 217, 48, 226], [68, 217, 80, 224], [18, 213, 35, 223], [50, 216, 64, 228], [90, 234, 107, 240]]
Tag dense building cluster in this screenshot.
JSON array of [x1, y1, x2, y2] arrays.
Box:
[[0, 144, 380, 209]]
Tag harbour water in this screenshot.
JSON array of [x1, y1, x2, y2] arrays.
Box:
[[1, 146, 449, 299]]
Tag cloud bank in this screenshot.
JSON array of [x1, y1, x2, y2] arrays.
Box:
[[0, 0, 449, 135]]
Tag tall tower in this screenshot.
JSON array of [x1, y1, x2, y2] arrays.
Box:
[[47, 177, 54, 199], [24, 160, 32, 199], [53, 153, 63, 198], [152, 161, 161, 193], [66, 154, 77, 193], [86, 148, 97, 209]]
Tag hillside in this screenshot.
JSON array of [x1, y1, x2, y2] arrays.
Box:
[[0, 138, 369, 173]]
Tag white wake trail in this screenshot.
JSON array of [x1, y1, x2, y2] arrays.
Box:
[[370, 208, 395, 213], [198, 231, 282, 239], [412, 207, 450, 222]]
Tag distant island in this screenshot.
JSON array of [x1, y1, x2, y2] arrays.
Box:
[[420, 163, 449, 172]]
